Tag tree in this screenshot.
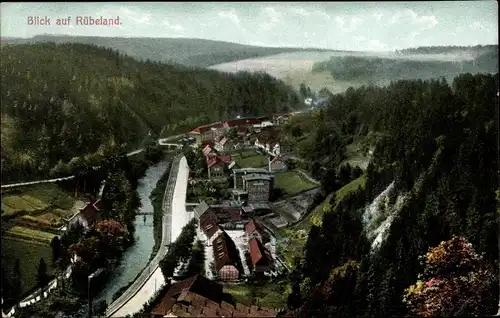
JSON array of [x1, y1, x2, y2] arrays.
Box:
[[36, 258, 49, 291], [11, 259, 23, 307], [50, 236, 61, 264], [184, 240, 206, 277], [403, 236, 495, 317]]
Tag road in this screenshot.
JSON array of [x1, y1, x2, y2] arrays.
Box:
[[0, 134, 183, 189], [106, 155, 190, 318]]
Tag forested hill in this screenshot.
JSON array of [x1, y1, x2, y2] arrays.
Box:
[[312, 46, 498, 83], [396, 44, 498, 56], [0, 43, 300, 183], [0, 35, 334, 68], [280, 73, 499, 317]]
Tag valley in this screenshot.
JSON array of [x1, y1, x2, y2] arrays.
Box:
[[1, 2, 499, 317]]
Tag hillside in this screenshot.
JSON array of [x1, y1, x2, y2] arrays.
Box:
[[0, 35, 334, 68], [312, 46, 499, 83], [396, 44, 498, 56], [278, 73, 499, 317], [0, 43, 300, 183]]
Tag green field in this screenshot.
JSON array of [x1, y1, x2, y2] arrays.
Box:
[[274, 171, 318, 197], [277, 175, 366, 268], [1, 237, 54, 295], [222, 281, 290, 310], [231, 149, 268, 168], [6, 226, 57, 244], [1, 184, 76, 222]]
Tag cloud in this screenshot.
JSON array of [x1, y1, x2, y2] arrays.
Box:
[[162, 20, 184, 32], [260, 7, 284, 31], [98, 7, 153, 25], [389, 9, 438, 29], [335, 15, 363, 33], [373, 12, 383, 22], [470, 21, 492, 32], [368, 39, 388, 51], [409, 31, 421, 40], [290, 7, 310, 17], [218, 9, 242, 28]]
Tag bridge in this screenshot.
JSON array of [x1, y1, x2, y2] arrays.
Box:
[[105, 155, 191, 317]]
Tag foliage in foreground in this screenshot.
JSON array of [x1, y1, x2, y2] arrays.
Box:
[[403, 236, 495, 317]]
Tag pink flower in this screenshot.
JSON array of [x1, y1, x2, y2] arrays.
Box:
[[425, 278, 440, 287]]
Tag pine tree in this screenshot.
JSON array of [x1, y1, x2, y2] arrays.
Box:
[[11, 259, 22, 307], [36, 258, 49, 292]]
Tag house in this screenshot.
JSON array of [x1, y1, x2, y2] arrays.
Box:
[[202, 144, 216, 157], [67, 200, 102, 231], [249, 237, 272, 273], [222, 118, 262, 131], [200, 217, 223, 246], [254, 135, 280, 155], [229, 188, 248, 202], [213, 231, 242, 281], [188, 122, 223, 145], [232, 167, 272, 190], [214, 136, 232, 153], [145, 275, 276, 318], [235, 126, 251, 138], [195, 201, 246, 227], [209, 205, 245, 223], [206, 155, 232, 179], [241, 203, 272, 218], [242, 173, 273, 202], [245, 220, 262, 242], [244, 219, 270, 243], [268, 155, 287, 173], [273, 113, 291, 125]]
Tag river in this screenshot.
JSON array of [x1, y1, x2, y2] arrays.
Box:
[[95, 160, 169, 305]]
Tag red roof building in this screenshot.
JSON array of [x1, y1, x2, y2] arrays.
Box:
[[146, 275, 276, 318], [206, 155, 232, 168], [213, 232, 242, 281], [249, 237, 271, 273], [202, 144, 215, 157], [222, 118, 262, 128]]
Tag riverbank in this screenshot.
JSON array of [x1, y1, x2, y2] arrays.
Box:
[[94, 160, 170, 306]]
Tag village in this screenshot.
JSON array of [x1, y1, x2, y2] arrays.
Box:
[[179, 112, 319, 282]]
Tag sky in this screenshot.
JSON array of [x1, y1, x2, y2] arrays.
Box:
[[1, 2, 498, 51]]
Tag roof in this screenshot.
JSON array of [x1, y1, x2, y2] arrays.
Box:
[[214, 135, 223, 143], [92, 199, 103, 211], [200, 217, 220, 239], [194, 201, 211, 218], [213, 231, 241, 272], [209, 206, 242, 222], [245, 220, 257, 235], [228, 161, 239, 170], [249, 237, 270, 266], [242, 173, 273, 182], [190, 122, 223, 134], [249, 203, 271, 210], [202, 145, 214, 156], [80, 203, 101, 224], [219, 137, 229, 146], [207, 155, 232, 168], [223, 118, 263, 128], [150, 280, 276, 317], [150, 275, 224, 316]]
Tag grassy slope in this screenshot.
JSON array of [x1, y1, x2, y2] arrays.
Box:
[[277, 175, 366, 268], [274, 171, 318, 197], [1, 238, 55, 295], [0, 35, 334, 68]]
